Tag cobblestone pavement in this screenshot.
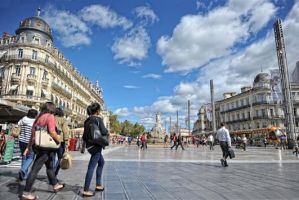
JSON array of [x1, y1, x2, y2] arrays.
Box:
[[0, 145, 298, 200]]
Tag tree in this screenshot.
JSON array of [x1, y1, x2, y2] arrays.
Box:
[[109, 112, 121, 134], [109, 112, 145, 137]]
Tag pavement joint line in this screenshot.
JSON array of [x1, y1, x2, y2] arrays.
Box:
[[112, 163, 130, 200], [135, 177, 156, 200], [104, 159, 299, 163]]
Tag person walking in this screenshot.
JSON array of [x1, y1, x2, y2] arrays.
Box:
[[18, 109, 38, 181], [140, 133, 146, 150], [170, 133, 177, 150], [216, 123, 231, 167], [53, 108, 69, 176], [241, 134, 247, 151], [207, 134, 214, 150], [263, 137, 267, 148], [175, 134, 185, 150], [81, 103, 108, 197], [163, 135, 168, 148], [21, 102, 64, 200]]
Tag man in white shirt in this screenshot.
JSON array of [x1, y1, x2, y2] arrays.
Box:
[[241, 134, 247, 151], [216, 123, 231, 167], [207, 134, 214, 150]]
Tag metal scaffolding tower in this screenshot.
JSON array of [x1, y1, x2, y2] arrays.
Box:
[[188, 100, 191, 135], [210, 80, 216, 133], [273, 19, 297, 149]]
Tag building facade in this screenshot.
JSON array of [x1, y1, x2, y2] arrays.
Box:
[[192, 106, 213, 135], [0, 11, 109, 128], [292, 61, 299, 83], [215, 72, 299, 135]]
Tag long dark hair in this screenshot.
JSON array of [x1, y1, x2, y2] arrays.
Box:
[[87, 102, 101, 116], [35, 102, 56, 122]]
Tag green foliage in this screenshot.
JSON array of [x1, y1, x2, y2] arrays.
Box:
[[109, 112, 145, 137]]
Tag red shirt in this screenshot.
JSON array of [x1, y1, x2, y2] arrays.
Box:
[[32, 113, 56, 143]]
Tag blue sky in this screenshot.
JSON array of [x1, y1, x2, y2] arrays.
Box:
[[1, 0, 298, 130]]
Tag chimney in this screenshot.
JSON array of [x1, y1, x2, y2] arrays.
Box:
[[241, 86, 251, 93], [223, 92, 236, 99], [2, 32, 10, 39]]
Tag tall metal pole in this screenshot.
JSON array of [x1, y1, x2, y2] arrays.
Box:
[[176, 110, 179, 134], [188, 100, 191, 135], [170, 116, 172, 133], [210, 80, 216, 133], [273, 19, 297, 149]]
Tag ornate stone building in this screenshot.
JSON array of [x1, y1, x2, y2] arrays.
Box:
[[192, 106, 213, 135], [215, 72, 299, 135], [0, 10, 109, 128]]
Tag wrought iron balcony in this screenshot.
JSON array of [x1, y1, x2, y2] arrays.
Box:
[[27, 74, 37, 83], [41, 77, 49, 86], [11, 73, 21, 82]]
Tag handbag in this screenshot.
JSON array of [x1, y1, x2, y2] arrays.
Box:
[[60, 151, 72, 170], [228, 148, 235, 159], [89, 118, 109, 147], [35, 124, 60, 150]]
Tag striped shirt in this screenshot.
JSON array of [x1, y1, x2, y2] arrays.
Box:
[[18, 116, 35, 144]]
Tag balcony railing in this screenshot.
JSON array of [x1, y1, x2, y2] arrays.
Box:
[[11, 73, 21, 81], [27, 74, 37, 82], [51, 82, 72, 98], [42, 77, 49, 85], [2, 94, 49, 102], [3, 54, 56, 70]]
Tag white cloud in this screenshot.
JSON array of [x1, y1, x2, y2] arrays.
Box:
[[123, 85, 140, 89], [142, 73, 161, 79], [134, 5, 159, 25], [114, 107, 130, 117], [43, 6, 91, 47], [196, 1, 206, 10], [128, 1, 299, 129], [80, 4, 132, 29], [111, 26, 151, 64], [157, 0, 277, 73]]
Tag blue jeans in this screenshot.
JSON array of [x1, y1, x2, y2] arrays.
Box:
[[19, 141, 35, 179], [84, 150, 105, 191]]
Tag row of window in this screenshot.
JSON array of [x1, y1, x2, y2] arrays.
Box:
[[227, 121, 278, 131], [221, 108, 283, 122], [8, 87, 87, 116], [50, 94, 86, 115], [13, 65, 48, 79]]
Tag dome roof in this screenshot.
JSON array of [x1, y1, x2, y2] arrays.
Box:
[[253, 72, 270, 89], [253, 72, 270, 84], [16, 16, 52, 40]]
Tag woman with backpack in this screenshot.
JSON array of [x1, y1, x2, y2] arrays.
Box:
[[21, 102, 64, 200], [81, 103, 108, 197]]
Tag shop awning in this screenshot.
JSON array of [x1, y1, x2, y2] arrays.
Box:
[[10, 85, 19, 90], [27, 85, 35, 91]]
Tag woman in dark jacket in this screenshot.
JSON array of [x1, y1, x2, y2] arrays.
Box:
[[82, 103, 108, 197]]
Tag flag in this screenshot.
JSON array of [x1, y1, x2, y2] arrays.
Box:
[[270, 69, 282, 102], [205, 103, 212, 122]]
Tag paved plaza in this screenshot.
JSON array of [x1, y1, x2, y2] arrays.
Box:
[[0, 145, 299, 200]]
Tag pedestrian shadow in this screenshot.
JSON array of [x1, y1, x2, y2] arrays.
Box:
[[190, 162, 223, 168]]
